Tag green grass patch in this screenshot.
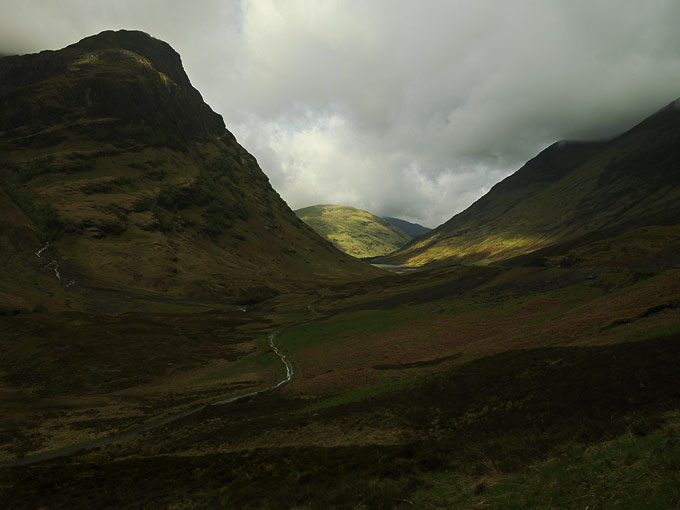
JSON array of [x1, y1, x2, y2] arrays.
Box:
[[196, 346, 279, 386], [415, 410, 680, 509], [0, 176, 64, 241], [299, 377, 419, 414], [296, 204, 412, 258], [624, 321, 680, 341], [279, 305, 431, 353], [155, 174, 249, 237]]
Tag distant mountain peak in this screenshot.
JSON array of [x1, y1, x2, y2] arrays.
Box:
[[67, 30, 193, 92]]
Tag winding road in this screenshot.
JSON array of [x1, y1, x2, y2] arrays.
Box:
[[0, 333, 293, 468]]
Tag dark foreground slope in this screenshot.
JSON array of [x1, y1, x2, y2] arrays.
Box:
[[0, 30, 378, 311], [382, 99, 680, 266]]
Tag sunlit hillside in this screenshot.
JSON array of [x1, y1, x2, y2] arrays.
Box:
[[296, 204, 412, 258]]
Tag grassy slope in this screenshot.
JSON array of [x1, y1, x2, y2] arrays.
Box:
[[0, 309, 282, 460], [418, 410, 680, 508], [0, 32, 379, 311], [382, 99, 680, 266], [296, 204, 412, 258], [3, 240, 679, 507]]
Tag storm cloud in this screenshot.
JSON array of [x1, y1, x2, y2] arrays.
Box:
[[2, 0, 680, 227]]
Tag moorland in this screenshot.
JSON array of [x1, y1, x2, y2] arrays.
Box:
[[1, 30, 679, 509]]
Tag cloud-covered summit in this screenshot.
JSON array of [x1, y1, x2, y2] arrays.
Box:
[[2, 0, 679, 227]]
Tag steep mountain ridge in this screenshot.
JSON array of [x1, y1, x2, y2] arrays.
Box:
[[295, 204, 412, 258], [381, 99, 680, 266], [0, 30, 378, 311]]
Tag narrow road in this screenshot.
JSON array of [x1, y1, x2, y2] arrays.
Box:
[[0, 333, 292, 468]]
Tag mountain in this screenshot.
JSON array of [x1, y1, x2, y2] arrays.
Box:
[[381, 99, 680, 266], [295, 204, 412, 258], [4, 50, 680, 509], [382, 216, 431, 238], [0, 30, 378, 310]]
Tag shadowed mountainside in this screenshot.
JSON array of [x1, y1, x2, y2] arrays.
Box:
[[0, 30, 379, 311], [381, 98, 680, 266], [295, 204, 412, 258], [382, 216, 431, 238]]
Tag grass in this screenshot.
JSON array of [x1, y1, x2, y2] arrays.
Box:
[[0, 309, 279, 460], [4, 329, 680, 508], [3, 256, 677, 462], [415, 410, 680, 509], [2, 257, 680, 507], [0, 174, 64, 242], [279, 306, 427, 352], [296, 204, 412, 258], [0, 132, 379, 302], [298, 377, 418, 414], [259, 265, 680, 409]]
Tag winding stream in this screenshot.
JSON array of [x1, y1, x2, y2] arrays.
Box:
[[35, 243, 75, 286], [212, 334, 293, 404], [35, 243, 61, 280]]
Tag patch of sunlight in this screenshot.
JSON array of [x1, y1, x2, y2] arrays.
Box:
[[406, 234, 554, 266]]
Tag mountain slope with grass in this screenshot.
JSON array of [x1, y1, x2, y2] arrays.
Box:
[[0, 30, 378, 311], [381, 98, 680, 266], [383, 216, 431, 238], [295, 204, 412, 258]]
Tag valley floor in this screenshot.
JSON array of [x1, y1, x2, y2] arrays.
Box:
[[2, 256, 680, 508]]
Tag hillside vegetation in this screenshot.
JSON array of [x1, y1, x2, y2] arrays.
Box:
[[296, 204, 412, 258], [0, 30, 378, 313]]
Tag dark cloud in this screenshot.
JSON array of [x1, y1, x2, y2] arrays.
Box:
[[2, 0, 679, 227]]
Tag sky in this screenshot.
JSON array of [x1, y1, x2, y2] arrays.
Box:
[[1, 1, 680, 228]]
